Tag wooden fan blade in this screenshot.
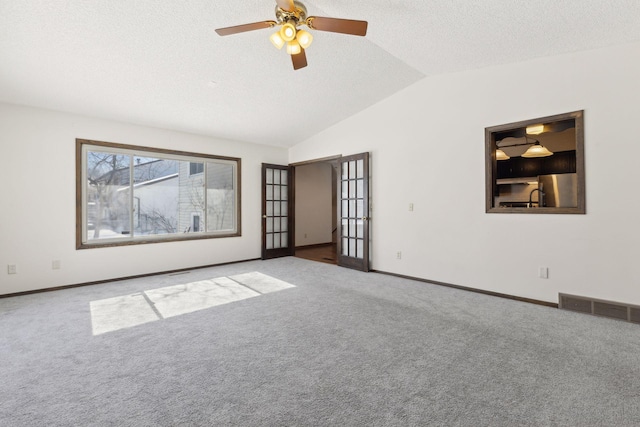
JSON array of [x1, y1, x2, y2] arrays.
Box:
[[276, 0, 295, 12], [291, 48, 307, 70], [306, 16, 368, 36], [215, 21, 276, 36]]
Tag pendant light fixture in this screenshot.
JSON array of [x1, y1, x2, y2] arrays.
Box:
[[496, 149, 510, 160], [496, 135, 553, 160], [523, 122, 553, 157], [522, 141, 553, 158]]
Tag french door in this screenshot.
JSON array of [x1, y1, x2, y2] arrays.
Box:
[[261, 164, 294, 259], [337, 152, 370, 272]]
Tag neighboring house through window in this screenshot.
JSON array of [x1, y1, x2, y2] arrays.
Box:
[[77, 139, 241, 248], [190, 162, 204, 175], [191, 213, 201, 232]]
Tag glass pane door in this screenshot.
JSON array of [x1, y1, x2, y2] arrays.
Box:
[[262, 164, 293, 259], [337, 153, 369, 271]]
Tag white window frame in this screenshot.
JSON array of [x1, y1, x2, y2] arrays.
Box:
[[76, 139, 241, 249]]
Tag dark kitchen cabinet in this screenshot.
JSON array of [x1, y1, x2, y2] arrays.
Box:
[[496, 150, 576, 179]]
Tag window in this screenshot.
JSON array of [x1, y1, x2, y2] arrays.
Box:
[[191, 213, 201, 232], [76, 139, 241, 248], [189, 162, 204, 175], [485, 110, 585, 214]]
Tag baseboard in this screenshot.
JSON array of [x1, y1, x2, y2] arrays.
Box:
[[372, 270, 558, 308], [0, 258, 261, 299], [3, 258, 558, 310]]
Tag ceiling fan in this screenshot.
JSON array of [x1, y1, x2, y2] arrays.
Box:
[[215, 0, 368, 70]]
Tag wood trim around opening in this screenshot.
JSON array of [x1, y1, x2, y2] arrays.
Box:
[[289, 155, 342, 167], [76, 138, 242, 249], [485, 110, 585, 214]]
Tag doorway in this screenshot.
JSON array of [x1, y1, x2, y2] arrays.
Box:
[[293, 159, 338, 265], [261, 152, 370, 271]]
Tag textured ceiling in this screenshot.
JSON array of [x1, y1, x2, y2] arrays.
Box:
[[1, 1, 640, 147]]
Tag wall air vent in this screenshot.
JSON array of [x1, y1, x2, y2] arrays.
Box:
[[559, 293, 640, 324], [559, 294, 592, 314]]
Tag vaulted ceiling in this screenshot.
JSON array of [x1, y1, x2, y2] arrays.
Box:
[[1, 1, 639, 147]]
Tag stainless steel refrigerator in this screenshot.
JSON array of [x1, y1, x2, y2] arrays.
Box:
[[539, 173, 578, 208]]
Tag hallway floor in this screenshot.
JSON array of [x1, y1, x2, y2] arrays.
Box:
[[294, 243, 336, 265]]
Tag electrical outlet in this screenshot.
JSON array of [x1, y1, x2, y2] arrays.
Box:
[[397, 251, 402, 260], [7, 265, 16, 274], [52, 260, 61, 270], [539, 267, 549, 279], [409, 203, 414, 211], [304, 233, 307, 238]]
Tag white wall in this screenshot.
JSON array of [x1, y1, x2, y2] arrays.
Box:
[[294, 162, 333, 246], [290, 41, 640, 305], [0, 104, 287, 295]]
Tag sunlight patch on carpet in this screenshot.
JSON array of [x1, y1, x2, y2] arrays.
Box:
[[90, 293, 160, 335], [228, 271, 296, 294], [145, 277, 260, 319], [90, 272, 295, 335]]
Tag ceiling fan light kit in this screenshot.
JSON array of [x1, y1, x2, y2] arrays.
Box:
[[296, 29, 313, 49], [286, 40, 302, 55], [280, 21, 297, 41], [215, 0, 368, 70], [270, 32, 286, 49]]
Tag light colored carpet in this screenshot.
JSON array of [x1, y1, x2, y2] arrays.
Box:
[[2, 257, 640, 426], [90, 272, 295, 335], [90, 292, 160, 335]]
